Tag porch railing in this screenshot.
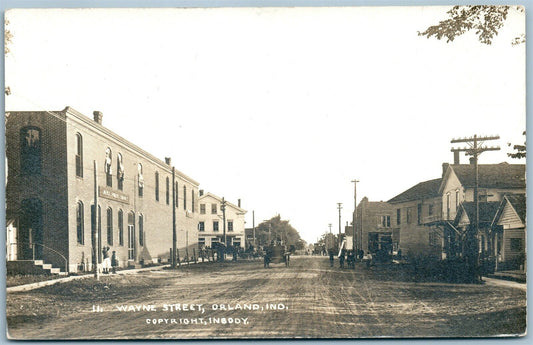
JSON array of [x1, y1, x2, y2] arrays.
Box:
[[7, 242, 68, 274]]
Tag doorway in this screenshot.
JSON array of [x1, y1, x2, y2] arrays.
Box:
[[18, 199, 43, 260]]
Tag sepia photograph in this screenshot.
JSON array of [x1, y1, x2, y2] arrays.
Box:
[[3, 3, 528, 340]]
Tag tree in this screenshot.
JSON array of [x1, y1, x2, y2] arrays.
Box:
[[507, 131, 526, 159], [418, 5, 525, 45], [256, 215, 305, 250]]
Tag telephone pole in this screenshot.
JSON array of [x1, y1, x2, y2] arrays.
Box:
[[337, 203, 343, 236], [93, 160, 99, 280], [221, 197, 227, 246], [451, 134, 500, 283], [351, 179, 359, 267]]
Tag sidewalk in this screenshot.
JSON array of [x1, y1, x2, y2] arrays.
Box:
[[6, 264, 171, 293], [486, 270, 526, 284]]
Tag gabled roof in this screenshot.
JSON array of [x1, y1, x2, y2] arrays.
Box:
[[492, 193, 526, 226], [504, 194, 526, 223], [455, 201, 501, 226], [387, 178, 442, 204], [450, 163, 525, 189]]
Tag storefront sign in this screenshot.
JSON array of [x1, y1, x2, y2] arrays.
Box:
[[99, 186, 130, 204]]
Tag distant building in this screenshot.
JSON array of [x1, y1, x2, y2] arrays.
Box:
[[388, 178, 442, 258], [197, 192, 246, 249], [354, 197, 398, 256], [6, 107, 200, 273]]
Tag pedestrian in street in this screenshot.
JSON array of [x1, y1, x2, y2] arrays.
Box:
[[111, 250, 119, 274], [329, 249, 334, 267], [366, 252, 373, 269], [347, 250, 355, 269], [339, 249, 345, 269], [264, 249, 271, 268]]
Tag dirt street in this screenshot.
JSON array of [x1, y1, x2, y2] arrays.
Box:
[[6, 256, 526, 339]]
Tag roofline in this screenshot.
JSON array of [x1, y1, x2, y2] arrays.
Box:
[[198, 192, 247, 213], [387, 178, 442, 204], [50, 106, 199, 186]]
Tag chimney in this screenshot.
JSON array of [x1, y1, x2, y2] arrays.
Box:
[[469, 157, 475, 165], [93, 111, 103, 124], [453, 151, 460, 165], [165, 157, 172, 165], [442, 163, 449, 177], [238, 199, 241, 208], [199, 190, 204, 196]]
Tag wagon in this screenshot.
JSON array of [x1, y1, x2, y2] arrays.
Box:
[[264, 244, 291, 268]]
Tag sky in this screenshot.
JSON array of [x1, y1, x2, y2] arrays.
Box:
[[4, 6, 526, 244]]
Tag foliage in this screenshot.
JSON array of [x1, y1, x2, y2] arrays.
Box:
[[255, 215, 305, 250], [507, 131, 526, 159], [5, 18, 13, 54], [418, 5, 524, 45]]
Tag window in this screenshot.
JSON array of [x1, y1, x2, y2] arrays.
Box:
[[211, 204, 217, 214], [191, 190, 195, 212], [183, 186, 187, 210], [20, 126, 42, 175], [380, 216, 390, 228], [107, 207, 113, 245], [155, 171, 159, 201], [76, 201, 84, 244], [228, 221, 234, 232], [200, 204, 206, 214], [118, 209, 124, 246], [105, 147, 112, 187], [455, 190, 459, 209], [198, 237, 205, 248], [175, 182, 178, 207], [406, 208, 411, 224], [510, 238, 522, 252], [428, 204, 434, 216], [166, 177, 170, 205], [446, 193, 450, 219], [213, 221, 219, 232], [429, 231, 439, 247], [75, 133, 83, 177], [199, 221, 205, 231], [138, 164, 144, 197], [417, 204, 422, 225], [139, 214, 144, 246], [396, 209, 401, 225], [117, 153, 124, 190]]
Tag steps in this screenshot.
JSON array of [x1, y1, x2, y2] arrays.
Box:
[[7, 260, 67, 276]]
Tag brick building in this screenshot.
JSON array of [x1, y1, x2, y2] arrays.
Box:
[[6, 107, 200, 273], [354, 197, 399, 257]]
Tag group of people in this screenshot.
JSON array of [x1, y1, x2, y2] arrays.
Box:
[[329, 249, 356, 269], [102, 246, 119, 274]]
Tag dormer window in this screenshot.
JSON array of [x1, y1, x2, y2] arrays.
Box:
[[20, 126, 42, 175], [104, 147, 112, 187], [117, 153, 124, 190], [75, 133, 83, 177], [138, 163, 144, 197]]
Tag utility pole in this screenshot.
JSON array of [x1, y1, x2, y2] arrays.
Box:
[[252, 210, 256, 249], [172, 167, 176, 268], [93, 160, 99, 280], [337, 203, 342, 236], [351, 179, 359, 268], [221, 197, 227, 247], [451, 134, 500, 283], [337, 203, 343, 251]]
